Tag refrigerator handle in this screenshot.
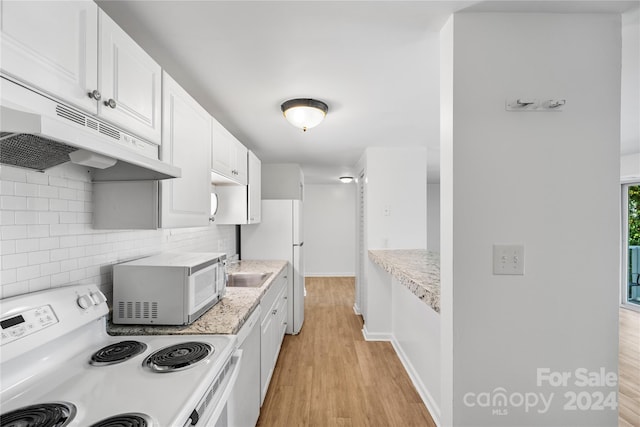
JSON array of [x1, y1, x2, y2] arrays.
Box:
[[293, 242, 304, 247]]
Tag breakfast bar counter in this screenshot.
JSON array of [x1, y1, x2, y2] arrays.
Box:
[[107, 260, 287, 336], [368, 249, 440, 313]]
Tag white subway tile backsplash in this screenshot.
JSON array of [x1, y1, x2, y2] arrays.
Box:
[[27, 198, 49, 211], [0, 181, 14, 196], [49, 199, 69, 211], [49, 176, 70, 188], [60, 259, 78, 272], [50, 272, 70, 287], [77, 235, 93, 246], [17, 265, 40, 281], [1, 240, 16, 255], [38, 185, 59, 199], [1, 196, 27, 210], [68, 201, 84, 212], [15, 239, 39, 253], [59, 236, 78, 248], [28, 250, 50, 265], [50, 248, 70, 262], [39, 237, 60, 250], [39, 212, 60, 225], [68, 246, 85, 258], [49, 224, 69, 236], [0, 167, 26, 183], [1, 268, 17, 285], [58, 188, 77, 200], [1, 164, 236, 298], [2, 253, 28, 269], [15, 211, 38, 225], [26, 173, 49, 185], [14, 182, 38, 197], [2, 225, 27, 240], [28, 276, 50, 292], [27, 225, 49, 239], [40, 262, 61, 276], [59, 212, 76, 224], [1, 211, 15, 225], [2, 281, 29, 298], [69, 268, 86, 282]]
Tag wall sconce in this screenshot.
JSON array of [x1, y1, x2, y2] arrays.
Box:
[[281, 98, 328, 132], [339, 176, 354, 183]]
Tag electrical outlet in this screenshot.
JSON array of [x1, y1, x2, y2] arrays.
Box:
[[493, 244, 525, 275]]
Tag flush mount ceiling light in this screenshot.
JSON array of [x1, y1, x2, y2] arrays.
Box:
[[281, 98, 328, 132], [339, 176, 354, 183]]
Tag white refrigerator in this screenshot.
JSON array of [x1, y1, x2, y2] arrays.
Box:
[[241, 200, 304, 334]]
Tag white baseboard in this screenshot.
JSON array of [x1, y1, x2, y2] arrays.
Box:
[[361, 325, 392, 341], [353, 303, 361, 315], [391, 338, 441, 426]]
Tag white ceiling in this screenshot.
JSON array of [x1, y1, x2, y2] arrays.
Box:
[[97, 0, 639, 184]]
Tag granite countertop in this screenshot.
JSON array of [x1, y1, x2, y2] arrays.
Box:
[[107, 259, 287, 336], [368, 249, 440, 313]]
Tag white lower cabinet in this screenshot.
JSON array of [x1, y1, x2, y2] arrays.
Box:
[[228, 307, 261, 427], [259, 269, 288, 405]]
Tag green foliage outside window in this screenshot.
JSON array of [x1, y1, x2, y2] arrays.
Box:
[[630, 186, 640, 247]]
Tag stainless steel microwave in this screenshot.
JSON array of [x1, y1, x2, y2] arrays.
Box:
[[112, 252, 227, 325]]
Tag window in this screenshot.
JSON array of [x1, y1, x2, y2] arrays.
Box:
[[623, 183, 640, 309]]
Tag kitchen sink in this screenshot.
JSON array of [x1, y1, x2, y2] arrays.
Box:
[[227, 272, 272, 288]]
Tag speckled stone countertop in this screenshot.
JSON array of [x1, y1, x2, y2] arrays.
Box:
[[107, 260, 287, 336], [368, 249, 440, 313]]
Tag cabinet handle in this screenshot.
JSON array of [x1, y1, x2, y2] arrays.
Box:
[[88, 89, 102, 101], [104, 98, 117, 109]]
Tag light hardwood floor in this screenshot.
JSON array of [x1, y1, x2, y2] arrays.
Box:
[[257, 277, 436, 427], [256, 278, 640, 426], [620, 307, 640, 427]]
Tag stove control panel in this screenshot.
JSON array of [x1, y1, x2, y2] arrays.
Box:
[[0, 305, 58, 345]]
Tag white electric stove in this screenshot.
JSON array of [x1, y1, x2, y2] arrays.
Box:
[[0, 284, 240, 427]]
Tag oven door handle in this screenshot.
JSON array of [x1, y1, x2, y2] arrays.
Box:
[[187, 349, 243, 426]]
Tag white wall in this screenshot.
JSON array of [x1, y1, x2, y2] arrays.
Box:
[[364, 147, 427, 250], [0, 164, 237, 301], [261, 163, 304, 200], [427, 183, 440, 252], [441, 13, 620, 426], [303, 183, 356, 276], [621, 8, 640, 156]]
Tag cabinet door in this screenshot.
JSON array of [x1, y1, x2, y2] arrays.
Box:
[[160, 72, 211, 228], [234, 141, 248, 185], [248, 151, 261, 223], [0, 0, 98, 113], [211, 118, 235, 178], [98, 10, 161, 144], [260, 313, 274, 405]]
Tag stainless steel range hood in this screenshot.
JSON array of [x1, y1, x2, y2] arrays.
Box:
[[0, 76, 180, 181]]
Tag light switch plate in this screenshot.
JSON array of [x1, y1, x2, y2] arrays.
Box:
[[493, 244, 525, 275]]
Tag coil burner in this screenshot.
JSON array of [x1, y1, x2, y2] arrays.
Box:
[[90, 341, 148, 366], [88, 413, 152, 427], [143, 342, 213, 372], [0, 402, 76, 427]]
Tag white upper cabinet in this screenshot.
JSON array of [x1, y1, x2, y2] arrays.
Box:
[[0, 0, 99, 113], [0, 1, 161, 145], [211, 118, 248, 185], [213, 150, 261, 225], [98, 10, 161, 144], [248, 151, 261, 224], [160, 72, 211, 228]]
